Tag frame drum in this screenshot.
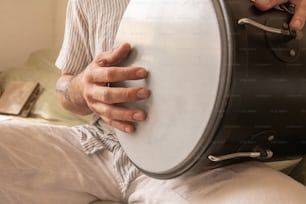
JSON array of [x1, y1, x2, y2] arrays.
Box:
[[114, 0, 306, 179]]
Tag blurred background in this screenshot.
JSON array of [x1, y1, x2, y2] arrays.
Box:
[[0, 0, 68, 69]]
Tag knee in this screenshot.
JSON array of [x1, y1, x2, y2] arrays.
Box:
[[203, 162, 306, 204]]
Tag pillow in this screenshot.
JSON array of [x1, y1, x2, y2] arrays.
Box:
[[0, 49, 92, 126]]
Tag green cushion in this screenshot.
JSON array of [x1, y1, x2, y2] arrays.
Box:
[[0, 49, 92, 126]]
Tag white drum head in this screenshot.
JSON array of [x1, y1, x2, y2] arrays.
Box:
[[114, 0, 226, 176]]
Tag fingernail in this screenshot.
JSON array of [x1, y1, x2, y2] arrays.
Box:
[[137, 89, 149, 99], [133, 112, 145, 121], [291, 20, 303, 30], [125, 126, 134, 133], [136, 69, 148, 78]]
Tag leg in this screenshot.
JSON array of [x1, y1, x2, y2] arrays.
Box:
[[0, 121, 122, 204], [126, 161, 306, 204]]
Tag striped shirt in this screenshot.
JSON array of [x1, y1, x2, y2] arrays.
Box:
[[55, 0, 139, 192]]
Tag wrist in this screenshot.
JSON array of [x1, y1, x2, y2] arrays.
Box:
[[56, 77, 72, 102], [56, 74, 92, 115]]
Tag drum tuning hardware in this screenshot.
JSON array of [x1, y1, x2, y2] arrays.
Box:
[[238, 18, 303, 40], [250, 0, 295, 14], [208, 149, 273, 162], [274, 1, 296, 15]]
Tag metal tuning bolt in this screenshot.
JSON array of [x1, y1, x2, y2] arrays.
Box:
[[238, 18, 303, 40], [208, 149, 273, 162]]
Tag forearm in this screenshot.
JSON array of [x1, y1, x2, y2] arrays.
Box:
[[56, 73, 92, 115]]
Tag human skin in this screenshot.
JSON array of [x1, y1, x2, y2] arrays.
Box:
[[56, 43, 150, 133], [255, 0, 306, 30]]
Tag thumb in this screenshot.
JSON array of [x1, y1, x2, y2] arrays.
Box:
[[289, 0, 306, 30]]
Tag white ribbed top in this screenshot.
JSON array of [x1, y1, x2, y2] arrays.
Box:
[[56, 0, 130, 74], [55, 0, 139, 193]]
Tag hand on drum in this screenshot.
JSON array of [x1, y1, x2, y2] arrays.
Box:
[[255, 0, 306, 30], [81, 43, 150, 133]]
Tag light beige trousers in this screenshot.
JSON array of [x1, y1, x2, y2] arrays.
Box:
[[1, 121, 306, 204]]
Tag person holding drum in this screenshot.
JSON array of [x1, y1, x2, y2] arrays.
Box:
[[1, 0, 306, 203]]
